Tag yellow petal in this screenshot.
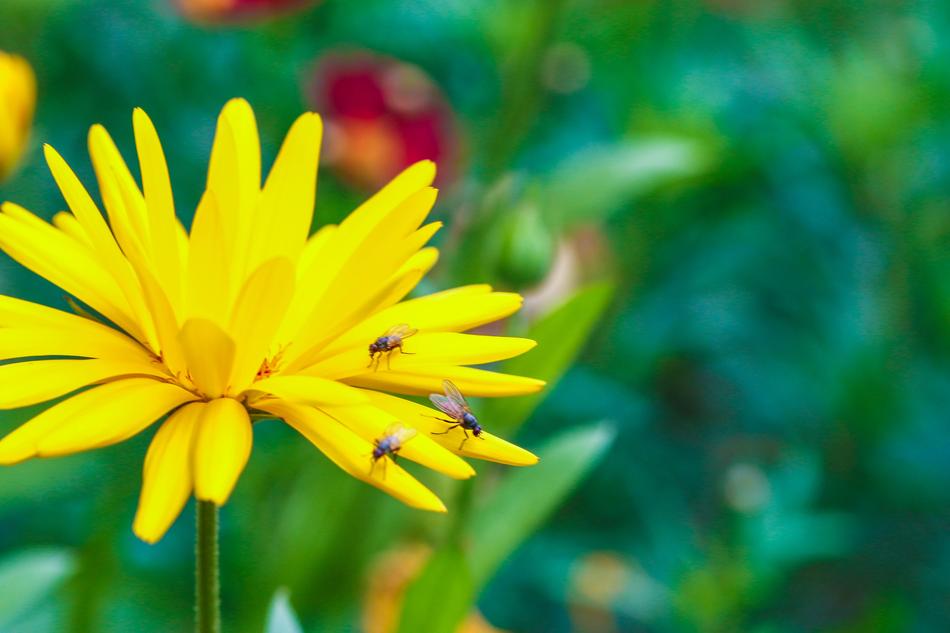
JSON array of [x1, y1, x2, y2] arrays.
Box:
[[0, 293, 93, 328], [0, 378, 195, 463], [247, 375, 366, 406], [0, 294, 154, 362], [313, 287, 523, 362], [0, 204, 141, 338], [133, 108, 182, 307], [0, 358, 165, 409], [250, 112, 322, 268], [51, 211, 91, 246], [303, 334, 536, 380], [0, 327, 154, 364], [88, 124, 151, 255], [178, 319, 235, 397], [133, 401, 203, 544], [186, 191, 232, 322], [376, 246, 440, 307], [343, 161, 435, 238], [287, 257, 441, 372], [44, 145, 156, 346], [192, 398, 252, 505], [276, 224, 337, 344], [323, 404, 474, 479], [286, 216, 440, 366], [259, 399, 446, 512], [344, 365, 545, 397], [361, 391, 539, 466], [136, 266, 187, 376], [227, 258, 295, 392], [206, 98, 260, 282]]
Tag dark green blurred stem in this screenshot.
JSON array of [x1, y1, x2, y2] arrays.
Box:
[[196, 501, 220, 633], [483, 0, 566, 176]]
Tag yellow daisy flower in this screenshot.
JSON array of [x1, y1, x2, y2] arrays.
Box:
[[0, 51, 36, 182], [0, 99, 543, 544]]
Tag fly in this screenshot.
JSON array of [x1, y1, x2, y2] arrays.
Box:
[[429, 380, 484, 450], [368, 323, 418, 371]]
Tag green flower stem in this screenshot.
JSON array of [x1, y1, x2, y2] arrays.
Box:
[[196, 500, 220, 633]]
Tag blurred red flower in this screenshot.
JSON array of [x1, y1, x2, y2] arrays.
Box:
[[309, 51, 461, 190]]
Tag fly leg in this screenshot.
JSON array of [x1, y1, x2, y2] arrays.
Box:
[[432, 423, 461, 435], [458, 428, 471, 451], [368, 352, 380, 371]]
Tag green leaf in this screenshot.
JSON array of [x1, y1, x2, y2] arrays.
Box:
[[0, 548, 76, 630], [265, 588, 303, 633], [395, 545, 474, 633], [470, 423, 615, 586], [484, 282, 614, 433], [543, 138, 709, 229]]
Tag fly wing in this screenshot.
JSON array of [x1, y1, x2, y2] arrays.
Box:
[[393, 425, 418, 444], [442, 380, 472, 412], [386, 323, 418, 339], [429, 393, 465, 419], [382, 422, 418, 446]]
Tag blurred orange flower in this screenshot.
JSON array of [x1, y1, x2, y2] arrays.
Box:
[[363, 545, 509, 633], [0, 52, 36, 183], [177, 0, 316, 20], [310, 51, 461, 191]]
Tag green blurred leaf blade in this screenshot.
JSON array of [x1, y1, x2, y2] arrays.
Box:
[[543, 138, 709, 229], [0, 548, 76, 629], [396, 546, 474, 633], [486, 282, 614, 433], [470, 422, 615, 586]]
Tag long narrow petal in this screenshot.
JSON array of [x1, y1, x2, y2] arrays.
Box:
[[186, 191, 232, 322], [361, 391, 539, 466], [227, 258, 295, 392], [133, 402, 203, 543], [0, 205, 141, 338], [0, 294, 131, 335], [0, 358, 166, 409], [247, 375, 366, 406], [323, 404, 474, 479], [133, 108, 182, 307], [276, 224, 337, 344], [340, 161, 436, 239], [250, 112, 322, 268], [344, 365, 545, 397], [136, 267, 187, 376], [88, 124, 151, 249], [0, 378, 195, 463], [303, 334, 536, 380], [285, 214, 441, 367], [178, 319, 235, 397], [51, 212, 92, 246], [44, 146, 154, 343], [206, 98, 260, 284], [0, 328, 155, 363], [306, 287, 523, 365], [192, 398, 252, 505], [258, 399, 446, 512]]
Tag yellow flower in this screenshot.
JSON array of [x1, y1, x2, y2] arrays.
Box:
[[0, 99, 542, 543], [0, 52, 36, 182]]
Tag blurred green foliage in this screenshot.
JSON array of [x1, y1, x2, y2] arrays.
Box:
[[1, 0, 950, 632]]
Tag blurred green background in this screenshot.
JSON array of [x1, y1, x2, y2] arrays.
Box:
[[2, 0, 950, 631]]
